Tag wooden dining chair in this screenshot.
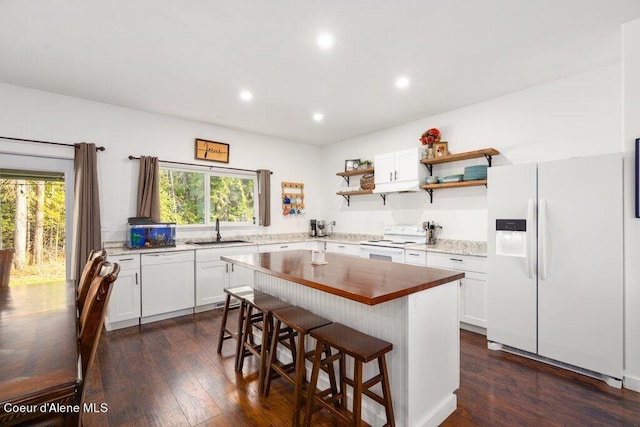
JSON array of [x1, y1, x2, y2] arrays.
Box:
[[76, 249, 107, 313], [18, 261, 120, 427], [77, 261, 120, 397]]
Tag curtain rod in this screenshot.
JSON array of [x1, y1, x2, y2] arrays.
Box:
[[0, 136, 106, 151], [127, 155, 272, 174]]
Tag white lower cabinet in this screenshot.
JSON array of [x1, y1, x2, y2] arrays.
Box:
[[427, 252, 487, 329], [195, 245, 257, 308], [324, 242, 360, 257], [105, 254, 141, 331], [404, 249, 427, 266]]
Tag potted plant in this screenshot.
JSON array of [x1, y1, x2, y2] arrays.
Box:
[[359, 160, 373, 170]]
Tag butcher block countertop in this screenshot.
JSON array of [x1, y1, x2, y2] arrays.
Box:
[[222, 250, 465, 305]]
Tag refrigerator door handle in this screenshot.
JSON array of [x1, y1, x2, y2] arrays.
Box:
[[539, 198, 547, 280], [527, 198, 535, 279]]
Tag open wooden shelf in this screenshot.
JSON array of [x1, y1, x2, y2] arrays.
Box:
[[420, 147, 499, 203], [420, 148, 499, 167], [420, 179, 488, 203], [336, 167, 375, 187], [336, 167, 374, 177], [420, 179, 487, 190], [336, 188, 385, 206], [336, 189, 374, 196]]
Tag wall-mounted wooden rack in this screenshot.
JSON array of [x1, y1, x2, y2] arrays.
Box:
[[281, 181, 304, 214]]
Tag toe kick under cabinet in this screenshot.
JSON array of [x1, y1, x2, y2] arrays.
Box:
[[427, 252, 487, 331]]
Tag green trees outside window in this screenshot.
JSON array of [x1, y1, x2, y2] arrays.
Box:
[[160, 169, 205, 224], [159, 168, 256, 226], [210, 176, 255, 223]]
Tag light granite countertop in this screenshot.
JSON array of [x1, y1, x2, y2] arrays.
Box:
[[106, 233, 486, 257], [406, 239, 487, 257]]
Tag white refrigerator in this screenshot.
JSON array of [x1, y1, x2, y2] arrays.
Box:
[[487, 153, 623, 383]]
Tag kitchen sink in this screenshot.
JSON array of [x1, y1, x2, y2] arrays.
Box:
[[188, 240, 251, 246]]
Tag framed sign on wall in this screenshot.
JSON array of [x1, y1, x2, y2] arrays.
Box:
[[195, 138, 229, 163]]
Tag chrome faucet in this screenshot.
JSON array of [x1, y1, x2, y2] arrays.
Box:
[[215, 218, 221, 242]]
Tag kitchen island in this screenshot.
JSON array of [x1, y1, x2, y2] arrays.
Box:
[[222, 250, 464, 427]]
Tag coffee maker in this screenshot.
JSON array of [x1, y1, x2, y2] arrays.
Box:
[[309, 219, 317, 237], [316, 220, 326, 237]]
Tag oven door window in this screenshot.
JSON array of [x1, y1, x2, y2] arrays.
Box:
[[371, 253, 394, 262], [360, 246, 405, 263]]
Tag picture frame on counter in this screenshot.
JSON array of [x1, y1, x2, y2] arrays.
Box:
[[433, 141, 449, 158], [345, 159, 360, 171], [195, 138, 230, 163]]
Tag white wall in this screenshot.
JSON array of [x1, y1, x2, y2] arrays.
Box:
[[622, 18, 640, 392], [0, 83, 323, 242], [321, 63, 622, 241]]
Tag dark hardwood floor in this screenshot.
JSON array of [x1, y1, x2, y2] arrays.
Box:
[[83, 310, 640, 426]]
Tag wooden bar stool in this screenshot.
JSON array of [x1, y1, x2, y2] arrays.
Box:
[[303, 322, 395, 427], [263, 306, 337, 425], [216, 285, 255, 356], [237, 291, 292, 393]]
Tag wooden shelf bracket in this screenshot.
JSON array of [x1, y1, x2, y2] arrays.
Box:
[[340, 193, 386, 206]]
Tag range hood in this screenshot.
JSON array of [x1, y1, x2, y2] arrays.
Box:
[[373, 179, 422, 193]]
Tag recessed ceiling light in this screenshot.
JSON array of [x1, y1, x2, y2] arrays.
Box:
[[317, 32, 334, 50], [239, 90, 253, 102], [313, 112, 324, 122], [395, 76, 410, 89]]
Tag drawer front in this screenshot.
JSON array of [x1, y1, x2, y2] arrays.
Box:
[[325, 242, 360, 256], [141, 250, 194, 266], [108, 254, 140, 270], [427, 252, 487, 273], [196, 245, 258, 262], [404, 250, 427, 266], [258, 242, 307, 252]]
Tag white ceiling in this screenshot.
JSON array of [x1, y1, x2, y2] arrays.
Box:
[[1, 1, 639, 145]]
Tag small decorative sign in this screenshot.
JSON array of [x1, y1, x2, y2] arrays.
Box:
[[195, 138, 229, 163], [345, 159, 360, 171]]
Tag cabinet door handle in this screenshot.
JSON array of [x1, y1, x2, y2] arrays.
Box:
[[408, 253, 419, 257], [450, 258, 463, 262], [231, 264, 235, 272], [226, 264, 229, 273], [337, 245, 345, 248], [280, 245, 289, 249], [135, 272, 138, 285], [119, 257, 134, 261], [389, 172, 393, 181], [394, 171, 397, 180]]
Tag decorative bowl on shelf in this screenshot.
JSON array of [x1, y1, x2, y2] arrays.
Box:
[[426, 176, 439, 184]]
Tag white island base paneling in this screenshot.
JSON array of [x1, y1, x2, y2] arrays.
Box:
[[255, 272, 459, 427]]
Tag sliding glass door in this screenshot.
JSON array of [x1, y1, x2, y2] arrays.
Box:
[[0, 154, 73, 283]]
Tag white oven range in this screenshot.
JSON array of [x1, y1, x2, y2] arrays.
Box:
[[359, 225, 427, 263]]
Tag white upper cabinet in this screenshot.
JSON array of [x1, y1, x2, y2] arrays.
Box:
[[374, 147, 425, 193], [395, 148, 420, 182], [374, 151, 396, 185]]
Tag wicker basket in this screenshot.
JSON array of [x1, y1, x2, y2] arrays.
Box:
[[360, 173, 375, 190]]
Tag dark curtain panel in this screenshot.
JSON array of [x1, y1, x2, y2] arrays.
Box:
[[136, 156, 161, 222], [257, 169, 271, 226], [72, 143, 102, 281]]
